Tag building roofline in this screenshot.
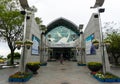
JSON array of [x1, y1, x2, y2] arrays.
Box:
[[45, 17, 79, 35]]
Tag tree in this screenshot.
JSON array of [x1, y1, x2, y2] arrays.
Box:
[[105, 31, 120, 65], [35, 17, 43, 25], [0, 55, 4, 59], [103, 21, 120, 65], [0, 0, 24, 65], [35, 17, 47, 31], [7, 52, 21, 59]]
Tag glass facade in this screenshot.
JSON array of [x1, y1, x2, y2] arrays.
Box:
[[46, 26, 78, 44]]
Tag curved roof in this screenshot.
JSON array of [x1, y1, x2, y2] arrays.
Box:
[[45, 17, 80, 35]]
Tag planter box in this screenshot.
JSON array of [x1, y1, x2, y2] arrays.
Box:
[[97, 77, 105, 82], [8, 74, 32, 82], [77, 63, 86, 66], [40, 63, 47, 66], [116, 78, 120, 82], [92, 75, 105, 82], [92, 74, 120, 82], [104, 78, 116, 82]]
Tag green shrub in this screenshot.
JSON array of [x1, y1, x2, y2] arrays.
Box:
[[26, 62, 40, 74], [87, 62, 102, 72], [92, 39, 99, 43], [87, 62, 102, 66], [26, 62, 40, 66], [7, 52, 21, 59]]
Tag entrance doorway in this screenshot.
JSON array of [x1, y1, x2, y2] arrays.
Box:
[[51, 48, 72, 61]]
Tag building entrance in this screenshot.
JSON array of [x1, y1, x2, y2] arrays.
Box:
[[45, 18, 79, 62], [51, 48, 72, 61]]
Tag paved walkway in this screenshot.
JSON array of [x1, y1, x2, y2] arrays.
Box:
[[0, 67, 19, 84], [1, 61, 120, 84]]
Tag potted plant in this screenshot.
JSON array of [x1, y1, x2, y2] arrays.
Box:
[[87, 62, 102, 72], [24, 40, 33, 49], [15, 41, 23, 49], [104, 39, 111, 47], [8, 71, 33, 82], [26, 62, 40, 74], [92, 39, 99, 49]]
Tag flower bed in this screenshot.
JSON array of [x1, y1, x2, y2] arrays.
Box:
[[91, 72, 120, 82], [8, 72, 33, 82]]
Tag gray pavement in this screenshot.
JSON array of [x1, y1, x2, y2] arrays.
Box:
[[0, 67, 19, 84], [1, 61, 120, 84]]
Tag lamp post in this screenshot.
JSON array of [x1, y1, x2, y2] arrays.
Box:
[[19, 9, 33, 72], [20, 7, 37, 72], [19, 0, 32, 73], [90, 0, 106, 74], [20, 10, 27, 72], [40, 25, 47, 63], [79, 24, 84, 64], [40, 32, 44, 63], [98, 8, 106, 74], [19, 0, 37, 72], [72, 34, 77, 61], [47, 34, 52, 60]]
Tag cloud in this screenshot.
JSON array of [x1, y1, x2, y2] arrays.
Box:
[[28, 0, 120, 29], [28, 0, 95, 26]]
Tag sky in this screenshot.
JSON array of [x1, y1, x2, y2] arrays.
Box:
[[28, 0, 120, 28], [0, 0, 120, 57]]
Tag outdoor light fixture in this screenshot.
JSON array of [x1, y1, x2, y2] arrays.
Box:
[[20, 11, 26, 15], [79, 24, 84, 34], [90, 0, 106, 74], [94, 14, 98, 18], [79, 24, 83, 29], [99, 8, 105, 13], [26, 16, 30, 20], [93, 8, 105, 18], [20, 10, 30, 20]]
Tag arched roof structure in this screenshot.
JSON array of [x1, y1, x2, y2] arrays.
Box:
[[45, 18, 80, 35]]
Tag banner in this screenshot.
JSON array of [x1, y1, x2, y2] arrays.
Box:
[[31, 35, 40, 55], [85, 34, 96, 55]]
